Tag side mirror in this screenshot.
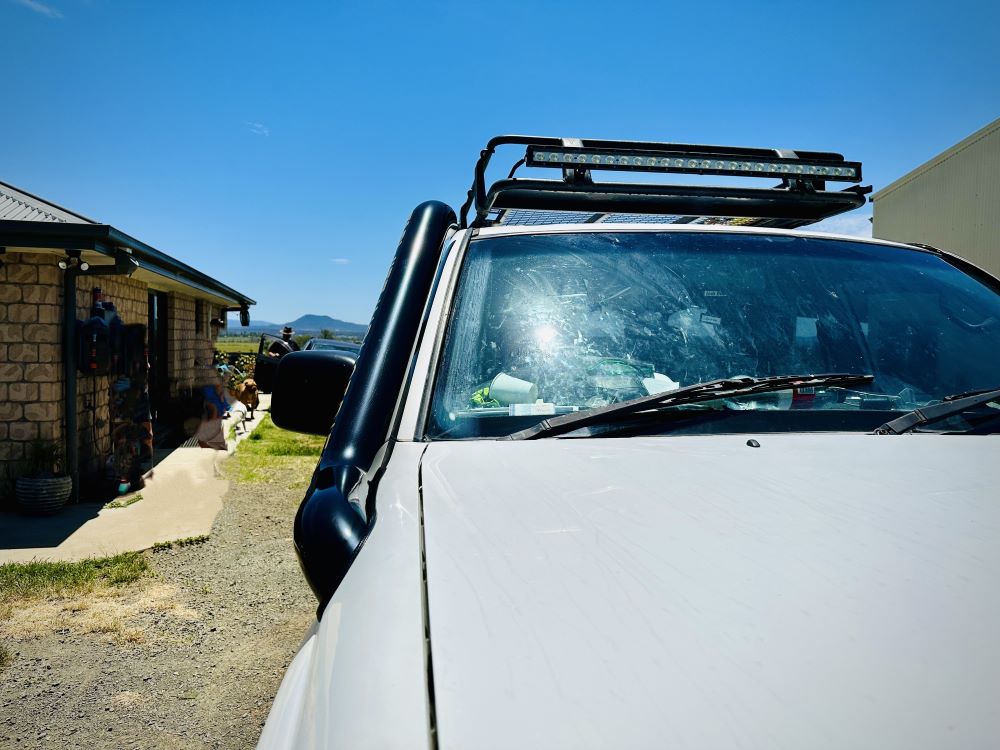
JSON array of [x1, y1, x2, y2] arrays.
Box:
[[271, 351, 356, 435]]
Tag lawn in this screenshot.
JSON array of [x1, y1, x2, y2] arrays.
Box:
[[215, 337, 259, 355], [226, 414, 325, 485]]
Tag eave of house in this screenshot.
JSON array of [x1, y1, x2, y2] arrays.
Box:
[[0, 219, 255, 309]]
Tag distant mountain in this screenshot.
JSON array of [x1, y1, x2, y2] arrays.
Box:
[[285, 314, 367, 335], [226, 314, 367, 335], [241, 319, 279, 330]]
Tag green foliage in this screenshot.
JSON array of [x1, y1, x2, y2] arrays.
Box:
[[319, 328, 334, 339], [0, 552, 150, 602], [103, 493, 143, 510], [150, 535, 209, 552], [293, 334, 311, 349], [20, 439, 64, 478]]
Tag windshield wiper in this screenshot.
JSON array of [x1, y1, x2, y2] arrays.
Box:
[[874, 387, 1000, 435], [504, 373, 875, 440]]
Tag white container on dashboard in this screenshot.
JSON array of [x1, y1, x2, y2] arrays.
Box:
[[490, 373, 538, 405]]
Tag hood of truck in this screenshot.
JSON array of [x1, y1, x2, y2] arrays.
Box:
[[420, 434, 1000, 749]]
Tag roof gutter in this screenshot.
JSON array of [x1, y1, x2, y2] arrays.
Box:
[[0, 220, 255, 307]]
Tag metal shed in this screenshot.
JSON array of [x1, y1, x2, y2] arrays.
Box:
[[872, 117, 1000, 277]]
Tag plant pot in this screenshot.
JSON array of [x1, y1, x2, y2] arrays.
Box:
[[15, 475, 73, 515]]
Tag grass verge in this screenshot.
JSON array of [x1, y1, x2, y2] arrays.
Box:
[[0, 552, 150, 605], [226, 414, 324, 484], [104, 492, 143, 510]]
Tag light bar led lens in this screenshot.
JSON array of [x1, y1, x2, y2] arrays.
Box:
[[528, 147, 860, 181]]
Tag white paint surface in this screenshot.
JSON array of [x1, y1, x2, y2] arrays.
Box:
[[420, 434, 1000, 749]]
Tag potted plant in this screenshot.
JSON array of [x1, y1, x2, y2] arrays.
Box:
[[15, 438, 72, 515]]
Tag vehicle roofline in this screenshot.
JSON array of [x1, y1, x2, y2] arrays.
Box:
[[470, 222, 922, 251]]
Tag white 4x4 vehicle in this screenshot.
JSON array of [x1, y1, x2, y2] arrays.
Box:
[[259, 137, 1000, 749]]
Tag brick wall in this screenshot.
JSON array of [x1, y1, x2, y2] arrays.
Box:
[[165, 293, 221, 395], [0, 252, 64, 479], [1, 251, 227, 491], [74, 275, 148, 478]]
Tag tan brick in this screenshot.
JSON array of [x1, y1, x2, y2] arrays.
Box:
[[25, 402, 60, 422], [24, 324, 58, 343], [9, 382, 39, 401], [21, 285, 59, 305], [25, 363, 59, 383], [0, 362, 21, 382], [0, 284, 20, 303], [0, 441, 23, 461], [8, 342, 38, 362], [0, 344, 6, 360], [36, 343, 60, 362], [0, 423, 6, 440], [37, 422, 59, 440], [9, 422, 39, 441], [0, 402, 23, 420], [0, 305, 6, 324], [37, 305, 59, 324], [0, 323, 22, 343], [5, 264, 37, 283], [7, 304, 36, 323], [37, 382, 61, 400], [37, 266, 60, 284]]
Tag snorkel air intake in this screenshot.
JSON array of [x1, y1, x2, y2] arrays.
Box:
[[293, 201, 455, 615]]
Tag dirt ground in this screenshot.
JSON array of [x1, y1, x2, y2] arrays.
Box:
[[0, 452, 318, 749]]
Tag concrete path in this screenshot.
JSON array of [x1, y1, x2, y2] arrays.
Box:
[[0, 395, 271, 564]]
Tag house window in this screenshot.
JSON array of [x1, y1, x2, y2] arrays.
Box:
[[195, 299, 203, 334]]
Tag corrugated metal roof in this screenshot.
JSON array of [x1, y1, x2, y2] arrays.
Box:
[[872, 117, 1000, 202], [0, 180, 97, 224]]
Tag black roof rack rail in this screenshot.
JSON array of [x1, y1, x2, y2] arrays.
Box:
[[459, 135, 870, 229]]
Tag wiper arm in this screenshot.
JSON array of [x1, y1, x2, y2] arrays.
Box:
[[874, 387, 1000, 435], [504, 373, 874, 440]]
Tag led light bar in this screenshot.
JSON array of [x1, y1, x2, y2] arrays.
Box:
[[526, 146, 862, 182]]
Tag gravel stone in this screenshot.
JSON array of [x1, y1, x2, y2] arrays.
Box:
[[0, 462, 316, 749]]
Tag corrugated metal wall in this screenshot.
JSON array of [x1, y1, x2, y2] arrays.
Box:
[[872, 118, 1000, 277]]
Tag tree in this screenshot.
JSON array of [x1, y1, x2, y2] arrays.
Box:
[[320, 328, 335, 339]]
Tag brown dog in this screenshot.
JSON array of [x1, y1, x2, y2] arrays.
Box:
[[234, 378, 260, 419]]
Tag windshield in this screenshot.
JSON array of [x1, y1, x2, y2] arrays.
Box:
[[426, 231, 1000, 438]]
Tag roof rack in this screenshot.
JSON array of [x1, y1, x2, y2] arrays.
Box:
[[459, 135, 871, 229]]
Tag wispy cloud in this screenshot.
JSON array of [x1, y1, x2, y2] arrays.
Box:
[[330, 258, 351, 265], [809, 212, 873, 238], [13, 0, 63, 18], [245, 121, 270, 136]]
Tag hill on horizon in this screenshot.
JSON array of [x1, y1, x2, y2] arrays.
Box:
[[229, 313, 367, 335]]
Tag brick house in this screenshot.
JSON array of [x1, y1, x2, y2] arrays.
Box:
[[0, 180, 254, 500]]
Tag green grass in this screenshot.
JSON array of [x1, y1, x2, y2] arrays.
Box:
[[150, 535, 209, 552], [0, 552, 150, 603], [227, 414, 324, 483], [215, 338, 259, 354], [104, 492, 143, 510]]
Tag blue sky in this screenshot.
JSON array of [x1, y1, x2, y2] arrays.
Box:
[[2, 0, 999, 325]]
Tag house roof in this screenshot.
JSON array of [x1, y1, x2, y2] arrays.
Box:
[[0, 180, 97, 224], [0, 179, 255, 308]]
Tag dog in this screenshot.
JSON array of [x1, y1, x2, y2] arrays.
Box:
[[233, 378, 260, 420]]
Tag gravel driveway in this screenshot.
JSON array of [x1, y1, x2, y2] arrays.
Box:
[[1, 454, 316, 749]]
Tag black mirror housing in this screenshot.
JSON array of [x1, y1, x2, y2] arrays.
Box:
[[271, 351, 356, 435], [239, 307, 250, 327]]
